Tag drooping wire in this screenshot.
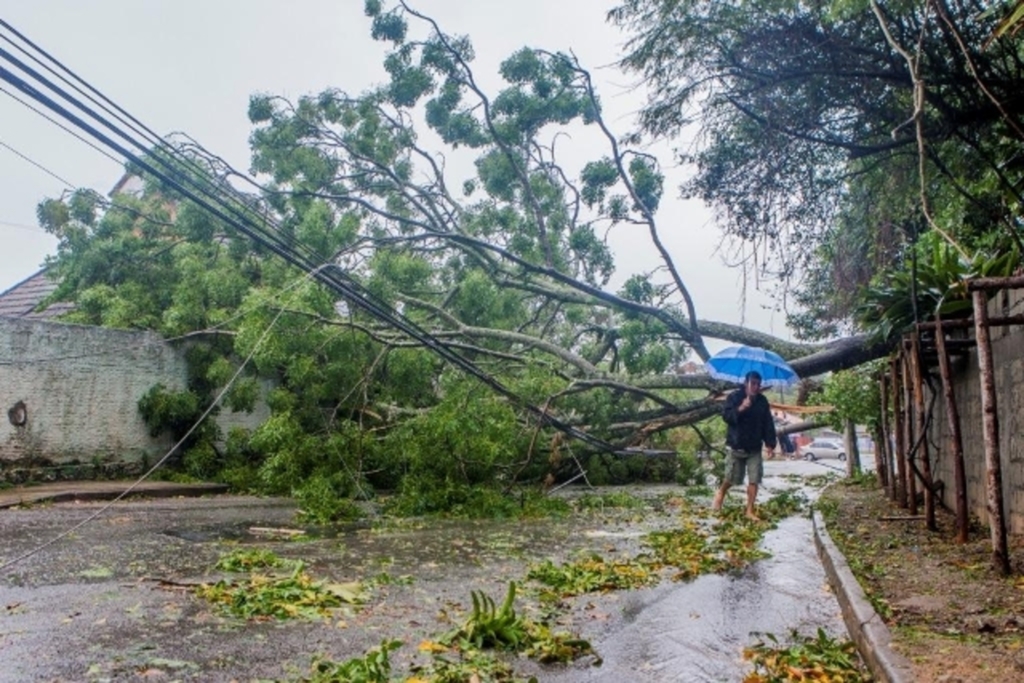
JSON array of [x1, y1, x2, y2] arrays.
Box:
[[0, 45, 317, 270]]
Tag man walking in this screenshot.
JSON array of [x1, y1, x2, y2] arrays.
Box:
[[712, 371, 777, 520]]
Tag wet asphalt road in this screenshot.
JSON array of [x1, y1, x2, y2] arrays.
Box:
[[0, 458, 851, 682]]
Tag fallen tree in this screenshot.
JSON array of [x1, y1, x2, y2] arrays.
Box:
[[35, 1, 891, 514]]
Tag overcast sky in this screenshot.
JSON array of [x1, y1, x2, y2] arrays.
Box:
[[0, 0, 790, 344]]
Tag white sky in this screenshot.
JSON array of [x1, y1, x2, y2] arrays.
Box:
[[0, 0, 791, 346]]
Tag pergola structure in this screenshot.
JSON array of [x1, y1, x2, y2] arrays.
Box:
[[877, 275, 1024, 576]]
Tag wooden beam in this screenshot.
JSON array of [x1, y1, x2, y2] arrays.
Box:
[[878, 375, 892, 494], [901, 348, 918, 516], [915, 314, 1024, 330], [891, 354, 908, 509], [967, 275, 1024, 292]]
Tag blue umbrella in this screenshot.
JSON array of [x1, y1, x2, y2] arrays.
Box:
[[705, 345, 798, 388]]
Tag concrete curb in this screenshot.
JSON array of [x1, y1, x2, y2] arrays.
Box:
[[812, 510, 916, 683], [0, 481, 229, 509]]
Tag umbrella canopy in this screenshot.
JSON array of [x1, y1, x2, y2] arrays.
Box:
[[705, 345, 798, 388]]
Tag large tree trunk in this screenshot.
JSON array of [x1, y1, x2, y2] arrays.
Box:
[[787, 335, 892, 377], [843, 418, 861, 477]]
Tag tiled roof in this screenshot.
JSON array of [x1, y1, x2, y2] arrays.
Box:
[[0, 270, 75, 320]]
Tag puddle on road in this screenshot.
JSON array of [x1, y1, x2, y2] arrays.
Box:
[[537, 515, 846, 683]]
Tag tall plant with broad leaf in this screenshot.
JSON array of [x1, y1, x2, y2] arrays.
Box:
[[857, 233, 1020, 341]]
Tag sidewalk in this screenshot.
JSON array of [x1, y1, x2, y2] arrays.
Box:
[[813, 509, 915, 683], [0, 480, 228, 509]]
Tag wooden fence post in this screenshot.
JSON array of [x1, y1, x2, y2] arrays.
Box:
[[972, 289, 1011, 575], [911, 331, 936, 531], [901, 348, 918, 516], [933, 317, 969, 543], [878, 375, 891, 493], [891, 355, 908, 508]]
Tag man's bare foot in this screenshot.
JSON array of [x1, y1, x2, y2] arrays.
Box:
[[745, 510, 761, 521], [712, 489, 725, 511]]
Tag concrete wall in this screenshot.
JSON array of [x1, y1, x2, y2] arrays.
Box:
[[926, 288, 1024, 535], [0, 318, 268, 481]]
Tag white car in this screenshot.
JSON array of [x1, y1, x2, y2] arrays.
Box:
[[803, 438, 846, 461]]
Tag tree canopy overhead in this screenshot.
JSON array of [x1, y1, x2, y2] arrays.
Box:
[[611, 0, 1024, 339]]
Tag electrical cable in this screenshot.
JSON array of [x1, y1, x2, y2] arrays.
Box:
[[0, 37, 317, 272], [0, 56, 305, 269], [0, 137, 73, 187], [0, 83, 124, 166]]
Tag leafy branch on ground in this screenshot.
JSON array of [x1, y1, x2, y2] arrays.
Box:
[[442, 582, 598, 664], [214, 547, 291, 572], [289, 582, 593, 682], [742, 629, 870, 683], [530, 490, 806, 592], [528, 555, 658, 597], [195, 562, 365, 620], [293, 639, 402, 683]]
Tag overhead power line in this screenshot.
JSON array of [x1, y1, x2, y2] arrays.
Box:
[[0, 19, 625, 455], [0, 137, 73, 187], [0, 83, 123, 166]]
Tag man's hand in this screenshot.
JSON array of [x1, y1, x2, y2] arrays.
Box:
[[739, 396, 752, 412]]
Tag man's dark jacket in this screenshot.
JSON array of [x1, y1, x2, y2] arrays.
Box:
[[722, 388, 777, 453]]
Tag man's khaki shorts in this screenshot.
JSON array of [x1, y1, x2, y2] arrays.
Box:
[[726, 448, 763, 486]]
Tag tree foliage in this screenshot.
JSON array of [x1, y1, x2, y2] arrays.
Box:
[[611, 0, 1024, 339], [813, 363, 885, 432]]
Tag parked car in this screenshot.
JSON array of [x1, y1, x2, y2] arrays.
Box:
[[803, 438, 846, 461]]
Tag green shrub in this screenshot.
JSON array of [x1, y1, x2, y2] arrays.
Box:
[[183, 441, 219, 479], [300, 640, 401, 683], [584, 455, 611, 485], [674, 451, 702, 486], [295, 474, 363, 524]]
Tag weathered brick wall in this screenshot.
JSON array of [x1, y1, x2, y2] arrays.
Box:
[[0, 318, 268, 481], [926, 288, 1024, 534]]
